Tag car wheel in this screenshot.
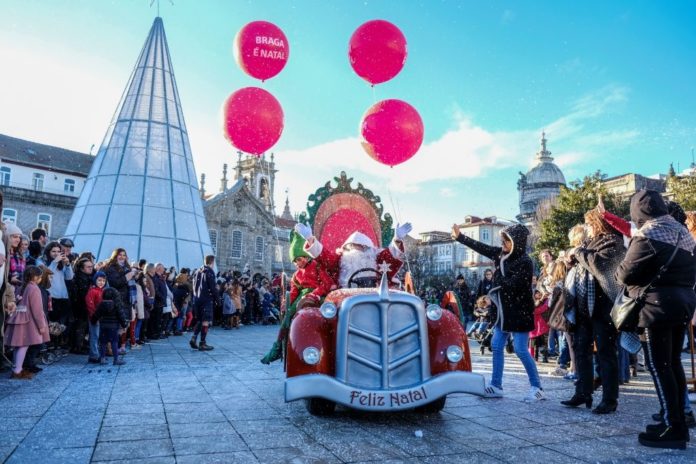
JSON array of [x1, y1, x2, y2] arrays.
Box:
[[305, 398, 336, 416], [414, 396, 446, 414]]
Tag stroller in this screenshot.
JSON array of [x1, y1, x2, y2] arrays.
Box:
[[475, 325, 494, 355]]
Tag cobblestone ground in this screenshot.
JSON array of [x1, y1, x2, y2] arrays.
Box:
[[0, 325, 695, 463]]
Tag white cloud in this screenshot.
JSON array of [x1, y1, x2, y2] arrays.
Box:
[[439, 187, 455, 198], [274, 84, 635, 195]]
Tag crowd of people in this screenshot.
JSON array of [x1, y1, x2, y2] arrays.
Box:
[[2, 190, 695, 450], [452, 191, 696, 450], [0, 192, 283, 378]]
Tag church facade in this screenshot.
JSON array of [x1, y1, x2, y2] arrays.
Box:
[[201, 152, 296, 278]]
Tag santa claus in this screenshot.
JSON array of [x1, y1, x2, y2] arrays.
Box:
[[294, 222, 412, 288]]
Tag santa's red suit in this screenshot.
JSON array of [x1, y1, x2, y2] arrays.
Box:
[[304, 231, 405, 288]]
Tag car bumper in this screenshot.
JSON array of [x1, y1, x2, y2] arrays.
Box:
[[285, 371, 487, 411]]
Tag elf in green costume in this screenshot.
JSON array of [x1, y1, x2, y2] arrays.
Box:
[[260, 231, 335, 364]]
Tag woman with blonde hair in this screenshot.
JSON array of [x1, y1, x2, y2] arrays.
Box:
[[562, 210, 625, 414]]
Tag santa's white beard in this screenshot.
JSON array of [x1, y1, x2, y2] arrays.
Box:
[[339, 247, 378, 288]]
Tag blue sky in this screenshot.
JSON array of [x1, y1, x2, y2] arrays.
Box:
[[1, 1, 695, 232]]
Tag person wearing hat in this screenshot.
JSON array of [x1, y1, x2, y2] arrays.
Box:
[[260, 231, 334, 364], [294, 222, 412, 289], [58, 237, 77, 265], [85, 271, 107, 363]]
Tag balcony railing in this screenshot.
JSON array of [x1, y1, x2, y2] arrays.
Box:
[[0, 180, 81, 197]]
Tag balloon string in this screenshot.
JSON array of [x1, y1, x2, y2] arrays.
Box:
[[371, 84, 376, 103]]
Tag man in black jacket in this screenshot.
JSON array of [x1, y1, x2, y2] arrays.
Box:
[[452, 222, 544, 402], [617, 190, 696, 449], [190, 255, 218, 351]]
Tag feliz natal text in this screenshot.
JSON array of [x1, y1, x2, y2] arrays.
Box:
[[349, 386, 428, 407], [253, 36, 286, 60]]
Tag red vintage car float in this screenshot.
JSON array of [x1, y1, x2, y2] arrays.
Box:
[[284, 172, 486, 415]]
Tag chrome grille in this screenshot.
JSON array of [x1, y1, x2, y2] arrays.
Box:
[[335, 294, 430, 389]]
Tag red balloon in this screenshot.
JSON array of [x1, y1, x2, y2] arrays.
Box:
[[360, 99, 424, 167], [349, 20, 407, 85], [223, 87, 284, 156], [234, 21, 289, 81]]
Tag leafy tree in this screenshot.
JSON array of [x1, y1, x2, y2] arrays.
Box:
[[667, 170, 696, 210], [534, 171, 628, 258]]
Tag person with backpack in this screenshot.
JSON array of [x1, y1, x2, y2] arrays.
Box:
[[190, 255, 218, 351]]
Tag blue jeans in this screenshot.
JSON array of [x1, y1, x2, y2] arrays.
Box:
[[88, 322, 100, 360], [467, 321, 488, 335], [558, 332, 570, 367], [491, 326, 542, 389], [548, 328, 559, 355], [135, 319, 143, 341]]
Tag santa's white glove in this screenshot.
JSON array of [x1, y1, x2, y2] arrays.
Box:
[[294, 223, 313, 240], [395, 222, 412, 240]]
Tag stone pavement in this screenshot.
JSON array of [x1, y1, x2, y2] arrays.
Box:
[[0, 325, 695, 463]]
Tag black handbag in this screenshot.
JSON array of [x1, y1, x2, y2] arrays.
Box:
[[611, 231, 681, 331]]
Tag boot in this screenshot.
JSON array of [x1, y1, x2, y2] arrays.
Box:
[[189, 338, 198, 350], [638, 424, 688, 449], [561, 394, 593, 409], [260, 341, 282, 365], [198, 343, 214, 351], [592, 401, 617, 414]]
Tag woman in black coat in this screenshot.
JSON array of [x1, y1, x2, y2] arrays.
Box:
[[616, 191, 696, 449], [69, 258, 94, 353], [452, 223, 544, 401], [562, 209, 625, 414]]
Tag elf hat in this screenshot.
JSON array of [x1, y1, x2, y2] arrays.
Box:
[[289, 230, 310, 262]]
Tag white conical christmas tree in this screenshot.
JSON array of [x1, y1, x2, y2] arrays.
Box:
[[66, 17, 213, 268]]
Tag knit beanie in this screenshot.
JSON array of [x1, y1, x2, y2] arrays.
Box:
[[93, 271, 107, 284], [4, 222, 22, 236]]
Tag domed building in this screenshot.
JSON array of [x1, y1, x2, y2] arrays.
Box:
[[516, 132, 566, 225]]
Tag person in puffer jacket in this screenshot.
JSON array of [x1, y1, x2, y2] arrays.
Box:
[[452, 222, 545, 402], [92, 287, 128, 366], [617, 190, 696, 449]]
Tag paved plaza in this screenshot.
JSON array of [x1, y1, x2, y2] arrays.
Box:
[[0, 325, 695, 463]]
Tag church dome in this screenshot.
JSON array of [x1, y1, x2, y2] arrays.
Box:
[[516, 132, 566, 224], [525, 159, 566, 185]]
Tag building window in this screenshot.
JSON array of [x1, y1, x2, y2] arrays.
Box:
[[482, 229, 490, 243], [32, 172, 44, 191], [463, 248, 469, 262], [64, 178, 76, 193], [255, 236, 264, 261], [37, 213, 51, 237], [231, 230, 242, 258], [209, 229, 218, 254], [0, 166, 10, 186], [2, 208, 17, 223]]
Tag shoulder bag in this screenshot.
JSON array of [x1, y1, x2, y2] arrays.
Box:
[[611, 232, 681, 332]]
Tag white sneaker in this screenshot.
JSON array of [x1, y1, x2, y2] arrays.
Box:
[[524, 387, 546, 402], [483, 384, 504, 398]]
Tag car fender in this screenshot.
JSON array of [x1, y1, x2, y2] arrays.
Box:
[[286, 307, 336, 378], [427, 309, 472, 374]]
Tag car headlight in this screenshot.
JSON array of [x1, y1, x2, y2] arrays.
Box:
[[302, 347, 321, 365], [446, 345, 463, 363], [426, 304, 442, 321], [320, 302, 337, 319]]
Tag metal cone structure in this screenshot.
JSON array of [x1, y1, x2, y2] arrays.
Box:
[[65, 17, 213, 268]]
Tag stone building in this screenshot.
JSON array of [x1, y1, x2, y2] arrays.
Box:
[[601, 173, 666, 200], [0, 133, 93, 239], [517, 132, 566, 225], [201, 153, 295, 278], [417, 216, 512, 282]]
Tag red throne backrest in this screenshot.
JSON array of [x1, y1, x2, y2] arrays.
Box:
[[314, 192, 382, 252]]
